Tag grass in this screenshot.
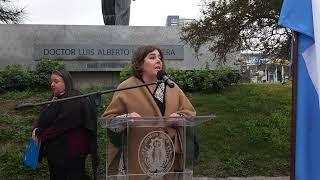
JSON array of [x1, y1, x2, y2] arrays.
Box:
[[0, 83, 291, 178], [192, 83, 291, 177]]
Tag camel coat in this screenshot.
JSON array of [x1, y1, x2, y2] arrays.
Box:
[[102, 76, 196, 178]]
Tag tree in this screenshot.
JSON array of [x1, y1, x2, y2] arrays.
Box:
[[180, 0, 290, 65], [0, 0, 24, 24]]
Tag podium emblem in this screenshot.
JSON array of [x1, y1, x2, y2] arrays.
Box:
[[138, 131, 175, 177]]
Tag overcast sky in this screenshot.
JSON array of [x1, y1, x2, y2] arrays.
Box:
[[14, 0, 205, 26]]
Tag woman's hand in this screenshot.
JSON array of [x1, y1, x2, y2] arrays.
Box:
[[169, 113, 180, 117], [32, 128, 39, 143], [127, 112, 143, 126], [127, 112, 141, 118], [168, 113, 185, 126]]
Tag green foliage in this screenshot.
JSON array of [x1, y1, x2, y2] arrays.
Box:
[[119, 66, 241, 92], [33, 59, 64, 90], [0, 90, 52, 178], [167, 67, 241, 92], [0, 65, 33, 91], [0, 72, 5, 93], [0, 90, 36, 100], [193, 83, 291, 177], [244, 110, 290, 152], [119, 65, 132, 82], [0, 60, 64, 92], [180, 0, 290, 63], [0, 148, 49, 179]]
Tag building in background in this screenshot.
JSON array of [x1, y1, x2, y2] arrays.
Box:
[[239, 51, 290, 83], [166, 15, 194, 26]]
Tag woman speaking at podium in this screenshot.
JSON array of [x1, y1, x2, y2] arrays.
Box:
[[102, 45, 196, 178]]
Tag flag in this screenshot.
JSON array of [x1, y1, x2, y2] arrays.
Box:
[[279, 0, 320, 179]]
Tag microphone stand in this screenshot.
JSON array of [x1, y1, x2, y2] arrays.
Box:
[[15, 80, 163, 111]]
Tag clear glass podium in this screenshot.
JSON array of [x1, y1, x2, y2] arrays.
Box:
[[99, 116, 214, 180]]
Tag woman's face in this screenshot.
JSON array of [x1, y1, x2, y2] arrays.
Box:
[[142, 49, 163, 80], [50, 74, 66, 96]]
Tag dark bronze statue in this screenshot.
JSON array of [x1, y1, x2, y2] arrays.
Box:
[[101, 0, 132, 25]]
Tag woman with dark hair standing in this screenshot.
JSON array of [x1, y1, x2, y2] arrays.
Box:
[[31, 70, 98, 180], [102, 45, 196, 178]]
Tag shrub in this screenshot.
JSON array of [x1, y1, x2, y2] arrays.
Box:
[[119, 66, 241, 93], [0, 73, 4, 92], [168, 68, 240, 92], [0, 59, 64, 92], [119, 65, 132, 82], [0, 65, 33, 91], [33, 59, 64, 90]]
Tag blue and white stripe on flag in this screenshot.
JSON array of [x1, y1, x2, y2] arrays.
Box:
[[279, 0, 320, 179]]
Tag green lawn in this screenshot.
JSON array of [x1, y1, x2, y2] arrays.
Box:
[[0, 83, 291, 179], [192, 83, 291, 177]]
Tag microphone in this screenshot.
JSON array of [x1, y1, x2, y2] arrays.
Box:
[[157, 70, 175, 88]]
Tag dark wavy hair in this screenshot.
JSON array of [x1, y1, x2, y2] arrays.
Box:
[[131, 45, 166, 79]]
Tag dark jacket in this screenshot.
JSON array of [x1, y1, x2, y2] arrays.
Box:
[[35, 90, 98, 179]]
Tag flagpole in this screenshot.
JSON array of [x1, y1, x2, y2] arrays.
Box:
[[290, 31, 298, 180]]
